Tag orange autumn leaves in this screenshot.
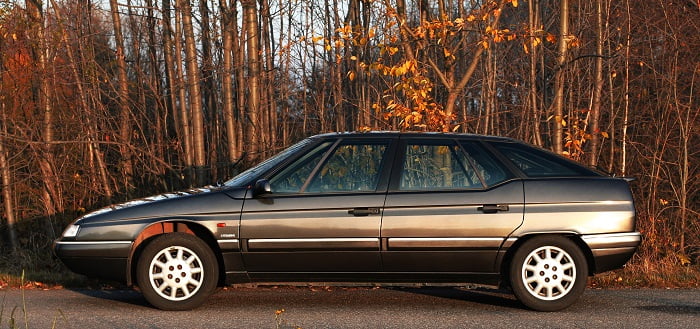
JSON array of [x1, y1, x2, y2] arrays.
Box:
[[348, 0, 520, 132], [367, 59, 453, 132]]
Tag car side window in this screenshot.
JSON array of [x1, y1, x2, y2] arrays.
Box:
[[270, 140, 389, 193], [459, 141, 513, 186], [399, 141, 482, 190], [306, 142, 388, 193], [490, 142, 596, 177], [269, 141, 334, 193]]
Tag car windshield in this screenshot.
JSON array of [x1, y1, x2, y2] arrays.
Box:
[[224, 138, 315, 187]]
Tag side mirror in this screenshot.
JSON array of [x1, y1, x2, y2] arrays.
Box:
[[252, 179, 271, 197]]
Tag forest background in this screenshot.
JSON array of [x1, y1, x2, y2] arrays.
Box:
[[0, 0, 698, 287]]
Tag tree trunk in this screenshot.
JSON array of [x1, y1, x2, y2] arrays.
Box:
[[179, 0, 207, 185], [621, 0, 632, 175], [0, 104, 18, 251], [589, 0, 604, 166], [199, 0, 217, 179], [108, 0, 134, 191], [552, 0, 569, 154], [161, 0, 181, 149], [146, 0, 165, 174], [280, 0, 294, 141], [331, 0, 344, 132], [173, 2, 194, 183], [260, 0, 276, 148], [528, 0, 543, 146], [242, 0, 261, 160], [232, 2, 245, 160], [220, 0, 239, 168]]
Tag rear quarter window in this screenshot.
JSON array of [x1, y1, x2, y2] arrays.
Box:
[[490, 142, 600, 178], [458, 141, 514, 186]]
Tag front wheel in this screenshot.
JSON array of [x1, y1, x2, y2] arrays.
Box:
[[136, 233, 219, 310], [509, 236, 588, 311]]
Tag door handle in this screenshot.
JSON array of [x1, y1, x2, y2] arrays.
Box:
[[478, 204, 509, 214], [348, 207, 380, 216]]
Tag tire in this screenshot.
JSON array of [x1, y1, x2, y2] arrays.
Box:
[[509, 236, 588, 312], [136, 233, 219, 311]]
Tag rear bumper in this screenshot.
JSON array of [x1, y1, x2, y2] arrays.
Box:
[[582, 232, 641, 273], [54, 240, 132, 283]]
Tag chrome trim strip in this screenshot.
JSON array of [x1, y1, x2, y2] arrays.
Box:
[[217, 239, 241, 251], [250, 238, 378, 243], [590, 247, 638, 257], [55, 241, 132, 245], [582, 232, 642, 249], [217, 239, 240, 243], [389, 237, 505, 242], [527, 200, 630, 206], [248, 238, 379, 250], [388, 237, 506, 249]]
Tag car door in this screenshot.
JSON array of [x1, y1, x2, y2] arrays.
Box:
[[381, 138, 524, 273], [240, 137, 396, 275]]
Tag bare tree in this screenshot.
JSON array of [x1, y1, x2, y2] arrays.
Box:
[[108, 0, 135, 190], [49, 0, 114, 201], [27, 0, 64, 217]]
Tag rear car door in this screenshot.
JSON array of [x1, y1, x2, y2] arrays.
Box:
[[381, 138, 524, 273], [240, 137, 396, 276]]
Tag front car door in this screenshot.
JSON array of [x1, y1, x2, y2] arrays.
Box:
[[240, 136, 397, 279], [381, 137, 524, 275]]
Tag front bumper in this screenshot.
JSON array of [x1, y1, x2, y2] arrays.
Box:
[[54, 240, 132, 283], [582, 232, 641, 273]]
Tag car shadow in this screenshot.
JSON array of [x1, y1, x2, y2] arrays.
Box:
[[68, 289, 151, 308], [636, 305, 700, 315], [68, 286, 524, 310], [388, 286, 525, 310]]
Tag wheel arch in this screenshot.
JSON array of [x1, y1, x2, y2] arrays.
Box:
[[499, 233, 596, 288], [126, 220, 225, 287]]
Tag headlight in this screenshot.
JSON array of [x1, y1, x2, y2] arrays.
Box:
[[62, 224, 80, 238]]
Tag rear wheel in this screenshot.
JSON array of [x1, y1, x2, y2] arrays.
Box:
[[136, 233, 218, 310], [509, 236, 588, 311]]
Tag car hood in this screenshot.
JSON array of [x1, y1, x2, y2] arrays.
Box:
[[76, 186, 248, 224]]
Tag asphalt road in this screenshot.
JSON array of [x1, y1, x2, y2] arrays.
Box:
[[1, 286, 698, 328]]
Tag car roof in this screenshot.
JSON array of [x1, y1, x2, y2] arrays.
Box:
[[310, 131, 519, 143]]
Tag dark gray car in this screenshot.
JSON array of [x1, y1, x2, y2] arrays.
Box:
[[54, 132, 640, 311]]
